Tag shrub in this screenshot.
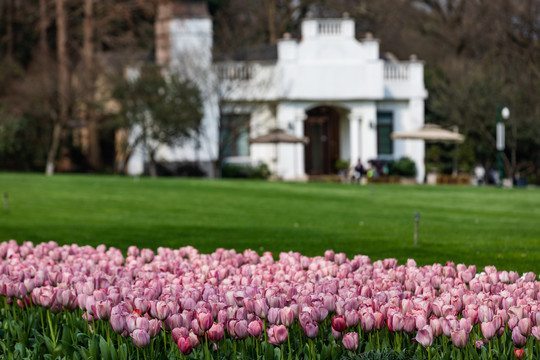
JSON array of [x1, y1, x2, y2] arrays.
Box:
[[221, 163, 270, 179], [387, 157, 416, 177]]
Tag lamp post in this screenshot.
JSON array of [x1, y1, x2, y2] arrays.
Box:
[[497, 106, 509, 187]]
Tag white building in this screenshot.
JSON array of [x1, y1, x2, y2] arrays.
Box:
[[128, 3, 428, 183]]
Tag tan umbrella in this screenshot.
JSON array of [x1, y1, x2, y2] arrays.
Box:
[[250, 128, 309, 144], [391, 124, 464, 143], [250, 129, 308, 179], [391, 124, 465, 175]]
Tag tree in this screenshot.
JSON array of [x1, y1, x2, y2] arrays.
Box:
[[114, 64, 204, 177]]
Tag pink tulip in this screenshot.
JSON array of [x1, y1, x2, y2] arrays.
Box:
[[234, 319, 249, 339], [131, 329, 150, 348], [188, 331, 200, 348], [415, 325, 433, 348], [373, 312, 385, 330], [207, 323, 224, 343], [248, 319, 263, 338], [196, 311, 214, 331], [450, 329, 468, 348], [153, 301, 170, 321], [403, 316, 416, 334], [93, 300, 112, 320], [165, 313, 183, 331], [429, 316, 442, 337], [148, 319, 161, 337], [361, 312, 375, 332], [342, 332, 359, 351], [345, 310, 359, 328], [268, 308, 280, 325], [480, 321, 496, 340], [110, 314, 126, 334], [177, 336, 192, 355], [508, 316, 519, 330], [331, 327, 342, 340], [512, 326, 527, 347], [532, 326, 540, 340], [172, 327, 189, 343], [279, 307, 295, 327], [268, 325, 288, 345], [133, 297, 149, 314], [518, 318, 532, 336], [331, 315, 347, 332], [303, 322, 319, 339]]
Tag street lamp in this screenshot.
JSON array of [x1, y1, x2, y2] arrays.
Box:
[[497, 106, 509, 187]]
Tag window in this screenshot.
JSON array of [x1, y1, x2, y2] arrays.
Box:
[[220, 114, 250, 157], [377, 112, 393, 155]]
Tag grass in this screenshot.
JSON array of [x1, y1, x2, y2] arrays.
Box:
[[0, 173, 539, 273]]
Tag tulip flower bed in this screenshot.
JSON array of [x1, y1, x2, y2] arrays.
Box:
[[1, 241, 540, 360]]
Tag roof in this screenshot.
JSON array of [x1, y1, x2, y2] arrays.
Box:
[[214, 44, 278, 62]]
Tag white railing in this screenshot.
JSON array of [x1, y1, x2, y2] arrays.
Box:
[[317, 21, 342, 36], [384, 64, 410, 81], [215, 63, 253, 80]]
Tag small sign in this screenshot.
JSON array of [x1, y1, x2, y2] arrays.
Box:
[[496, 123, 505, 151]]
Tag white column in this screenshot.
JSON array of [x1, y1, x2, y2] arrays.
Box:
[[349, 115, 360, 166]]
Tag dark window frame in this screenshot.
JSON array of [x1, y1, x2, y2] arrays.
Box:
[[377, 111, 393, 156], [220, 114, 251, 157]]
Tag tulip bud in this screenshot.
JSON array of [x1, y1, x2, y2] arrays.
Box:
[[148, 319, 161, 337], [207, 323, 224, 343], [342, 332, 359, 351], [177, 336, 192, 355], [518, 318, 532, 336], [279, 307, 295, 327], [532, 326, 540, 341], [512, 326, 527, 347], [303, 322, 318, 339], [361, 312, 375, 333], [450, 329, 467, 349], [110, 314, 126, 334], [172, 327, 189, 343], [234, 319, 249, 340], [345, 310, 359, 328], [480, 321, 496, 340], [331, 315, 347, 332], [131, 329, 150, 348], [414, 325, 433, 348], [248, 319, 263, 338]]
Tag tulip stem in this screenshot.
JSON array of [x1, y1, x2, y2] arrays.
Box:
[[46, 309, 57, 347], [162, 328, 167, 355], [256, 339, 259, 360], [287, 333, 292, 360], [489, 339, 493, 360]]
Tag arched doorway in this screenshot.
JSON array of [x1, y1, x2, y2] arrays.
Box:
[[304, 106, 340, 175]]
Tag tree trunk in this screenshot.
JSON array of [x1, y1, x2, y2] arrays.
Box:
[[267, 0, 277, 44], [6, 0, 13, 57], [148, 150, 157, 178], [46, 123, 62, 176], [46, 0, 68, 176], [84, 0, 100, 171], [39, 0, 48, 54]]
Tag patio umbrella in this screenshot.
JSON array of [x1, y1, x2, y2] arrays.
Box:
[[250, 129, 308, 178], [250, 128, 309, 144], [391, 124, 465, 175], [390, 124, 464, 143]]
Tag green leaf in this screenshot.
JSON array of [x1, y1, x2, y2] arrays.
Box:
[[274, 347, 282, 360], [264, 343, 274, 360], [99, 336, 111, 360]]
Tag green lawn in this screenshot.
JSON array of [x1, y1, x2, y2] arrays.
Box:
[[0, 173, 539, 273]]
